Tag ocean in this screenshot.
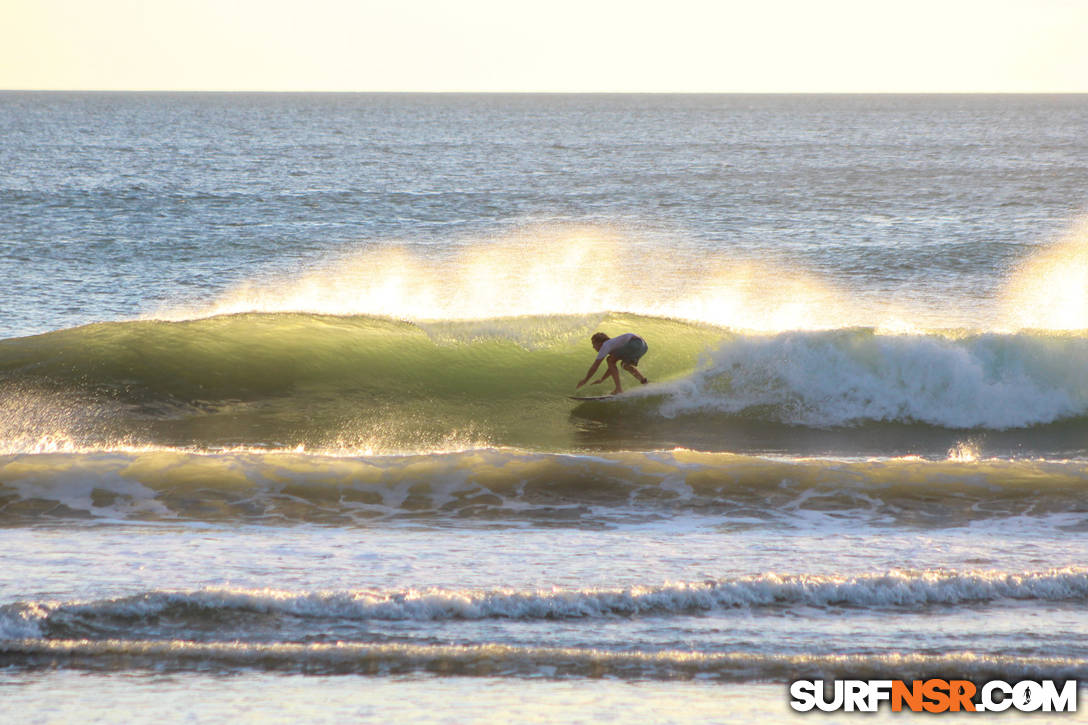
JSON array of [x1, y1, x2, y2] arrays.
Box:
[[2, 92, 1088, 722]]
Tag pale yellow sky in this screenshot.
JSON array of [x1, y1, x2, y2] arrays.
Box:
[[2, 0, 1086, 92]]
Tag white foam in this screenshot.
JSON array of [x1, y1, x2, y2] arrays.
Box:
[[0, 604, 46, 639], [660, 330, 1088, 428]]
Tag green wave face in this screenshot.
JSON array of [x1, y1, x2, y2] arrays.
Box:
[[0, 313, 726, 452], [9, 313, 1088, 457]]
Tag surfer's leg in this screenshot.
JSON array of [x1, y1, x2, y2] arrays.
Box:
[[605, 356, 623, 395], [622, 361, 648, 385]]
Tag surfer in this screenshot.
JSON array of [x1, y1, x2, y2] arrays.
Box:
[[576, 332, 649, 395]]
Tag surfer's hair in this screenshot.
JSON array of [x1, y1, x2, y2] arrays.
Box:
[[591, 332, 609, 346]]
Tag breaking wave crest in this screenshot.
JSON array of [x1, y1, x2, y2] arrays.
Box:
[[664, 328, 1088, 429], [4, 569, 1086, 637], [4, 569, 1087, 681]]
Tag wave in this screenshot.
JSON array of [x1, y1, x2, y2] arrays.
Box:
[[3, 639, 1085, 681], [5, 570, 1087, 641], [4, 640, 1083, 679], [664, 328, 1088, 429], [5, 313, 1088, 454], [0, 312, 719, 453], [6, 568, 1087, 681], [2, 448, 1088, 527]]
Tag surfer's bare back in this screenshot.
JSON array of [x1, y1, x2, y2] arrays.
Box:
[[576, 332, 649, 395]]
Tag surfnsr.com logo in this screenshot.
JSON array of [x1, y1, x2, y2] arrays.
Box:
[[789, 679, 1078, 713]]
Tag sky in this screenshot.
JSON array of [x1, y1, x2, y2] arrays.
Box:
[[2, 0, 1087, 92]]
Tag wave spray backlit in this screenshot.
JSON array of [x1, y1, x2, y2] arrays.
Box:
[[160, 228, 851, 331], [1003, 219, 1088, 330], [159, 219, 1088, 334]]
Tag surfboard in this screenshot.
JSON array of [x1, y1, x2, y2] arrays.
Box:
[[568, 395, 619, 401]]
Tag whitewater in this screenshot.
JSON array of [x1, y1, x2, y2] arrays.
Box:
[[2, 92, 1088, 721]]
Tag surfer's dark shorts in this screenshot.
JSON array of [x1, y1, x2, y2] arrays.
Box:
[[612, 336, 648, 364]]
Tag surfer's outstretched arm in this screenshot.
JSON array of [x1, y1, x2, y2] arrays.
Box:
[[576, 358, 605, 388]]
